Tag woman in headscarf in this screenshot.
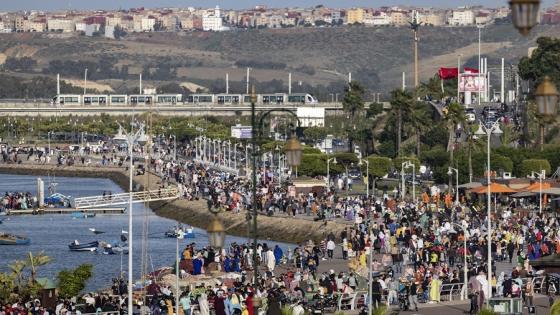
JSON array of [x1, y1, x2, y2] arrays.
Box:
[[429, 275, 442, 303]]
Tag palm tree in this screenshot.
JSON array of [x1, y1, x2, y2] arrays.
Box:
[[26, 252, 51, 284], [389, 89, 413, 157], [408, 101, 431, 156], [443, 102, 466, 192], [8, 260, 26, 291], [342, 81, 365, 152]]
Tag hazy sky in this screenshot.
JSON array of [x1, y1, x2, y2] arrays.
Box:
[[1, 0, 557, 11]]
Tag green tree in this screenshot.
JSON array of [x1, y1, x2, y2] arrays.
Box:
[[518, 37, 560, 91], [303, 127, 327, 145], [519, 159, 552, 177], [365, 156, 393, 178], [443, 103, 465, 191], [389, 89, 413, 157], [408, 102, 431, 156], [26, 251, 51, 285], [342, 81, 365, 152], [57, 264, 93, 298]]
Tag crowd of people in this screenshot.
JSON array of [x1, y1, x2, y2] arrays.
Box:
[[0, 192, 36, 212], [1, 139, 559, 314]]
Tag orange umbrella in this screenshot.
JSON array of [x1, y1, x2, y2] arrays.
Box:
[[523, 182, 551, 192], [469, 182, 518, 194]]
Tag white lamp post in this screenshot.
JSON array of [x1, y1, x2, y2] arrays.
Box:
[[114, 122, 147, 315], [452, 222, 469, 301], [402, 161, 415, 200], [448, 167, 459, 205], [531, 170, 546, 214], [326, 157, 337, 187], [475, 120, 503, 305], [359, 158, 370, 199]]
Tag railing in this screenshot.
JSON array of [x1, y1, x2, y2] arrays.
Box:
[[338, 290, 368, 311], [73, 188, 179, 209], [439, 283, 465, 302]]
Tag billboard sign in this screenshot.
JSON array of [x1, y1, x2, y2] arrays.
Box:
[[459, 74, 486, 93], [231, 125, 252, 139]]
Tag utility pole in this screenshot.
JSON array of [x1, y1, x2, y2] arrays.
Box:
[[409, 10, 422, 88]]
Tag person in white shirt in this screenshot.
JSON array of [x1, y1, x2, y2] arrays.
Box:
[[326, 239, 336, 259]]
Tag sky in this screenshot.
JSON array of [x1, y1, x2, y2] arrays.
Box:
[[0, 0, 557, 11]]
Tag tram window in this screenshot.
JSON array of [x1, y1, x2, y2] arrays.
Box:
[[84, 97, 91, 104]]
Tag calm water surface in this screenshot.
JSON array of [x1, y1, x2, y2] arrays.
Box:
[[0, 174, 291, 291]]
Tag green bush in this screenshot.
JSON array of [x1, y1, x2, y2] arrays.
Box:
[[519, 159, 552, 177], [298, 154, 327, 177], [365, 155, 393, 178]]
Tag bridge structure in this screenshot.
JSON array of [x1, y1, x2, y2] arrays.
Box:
[[0, 100, 349, 117], [73, 187, 179, 209]]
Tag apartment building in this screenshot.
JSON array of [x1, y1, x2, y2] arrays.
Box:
[[14, 15, 25, 31], [47, 18, 75, 32], [419, 12, 445, 26], [24, 19, 46, 32], [390, 10, 409, 26], [448, 9, 474, 25], [347, 8, 364, 24], [202, 6, 224, 31]]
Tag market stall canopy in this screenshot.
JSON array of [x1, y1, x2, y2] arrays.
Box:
[[522, 182, 552, 192], [542, 188, 560, 195], [511, 191, 536, 198], [468, 182, 517, 194], [458, 182, 482, 189]]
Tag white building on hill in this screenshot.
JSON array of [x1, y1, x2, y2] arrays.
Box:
[[203, 5, 226, 31]]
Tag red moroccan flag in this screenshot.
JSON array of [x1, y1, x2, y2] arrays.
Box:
[[438, 67, 459, 80]]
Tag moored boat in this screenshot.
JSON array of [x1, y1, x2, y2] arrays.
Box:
[[71, 212, 96, 219], [0, 233, 30, 245], [68, 240, 99, 251], [165, 225, 195, 239]]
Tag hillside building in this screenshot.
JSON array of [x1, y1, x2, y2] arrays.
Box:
[[390, 10, 409, 26], [202, 6, 225, 31], [419, 12, 445, 26], [47, 18, 75, 32], [347, 8, 364, 24], [448, 9, 474, 25]]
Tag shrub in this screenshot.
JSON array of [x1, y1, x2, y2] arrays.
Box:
[[519, 159, 552, 177], [393, 156, 420, 170], [365, 155, 393, 178]]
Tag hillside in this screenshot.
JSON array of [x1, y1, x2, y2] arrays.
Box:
[[0, 24, 558, 99]]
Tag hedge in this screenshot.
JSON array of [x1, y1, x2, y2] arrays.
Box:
[[519, 159, 552, 177]]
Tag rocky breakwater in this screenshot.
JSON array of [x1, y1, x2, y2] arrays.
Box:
[[0, 163, 349, 244]]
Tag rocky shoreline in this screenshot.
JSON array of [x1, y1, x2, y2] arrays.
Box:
[[0, 164, 348, 244]]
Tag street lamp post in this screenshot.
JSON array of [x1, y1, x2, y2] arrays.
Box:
[[171, 135, 177, 161], [326, 157, 337, 188], [359, 158, 370, 199], [532, 170, 546, 214], [249, 86, 302, 313], [114, 122, 147, 315], [475, 120, 503, 305], [509, 0, 541, 36], [448, 167, 459, 205], [175, 227, 184, 315], [535, 76, 559, 151], [402, 161, 415, 201], [451, 223, 469, 301]]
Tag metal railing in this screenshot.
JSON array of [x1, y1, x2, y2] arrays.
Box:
[[73, 188, 179, 209]]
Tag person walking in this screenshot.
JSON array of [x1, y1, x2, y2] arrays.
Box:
[[408, 280, 419, 312]]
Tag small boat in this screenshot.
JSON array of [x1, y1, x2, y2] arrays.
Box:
[[71, 212, 96, 219], [101, 243, 129, 255], [0, 233, 31, 245], [165, 226, 195, 239], [88, 228, 105, 234], [68, 240, 99, 251]]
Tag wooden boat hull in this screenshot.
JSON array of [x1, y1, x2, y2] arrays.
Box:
[[0, 235, 30, 245], [69, 241, 99, 251]]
